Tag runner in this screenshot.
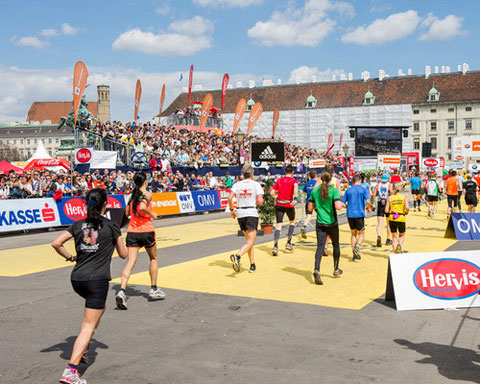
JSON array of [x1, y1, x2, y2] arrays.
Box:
[[385, 182, 409, 254], [390, 169, 403, 185], [116, 172, 165, 310], [409, 172, 423, 212], [228, 165, 264, 273], [301, 170, 318, 239], [426, 172, 440, 218], [51, 188, 127, 384], [457, 170, 464, 212], [373, 173, 392, 247], [271, 165, 298, 255], [342, 174, 372, 261], [463, 174, 479, 213], [445, 170, 461, 219], [308, 171, 344, 285]]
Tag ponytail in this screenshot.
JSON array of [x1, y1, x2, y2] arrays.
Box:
[[320, 171, 331, 200], [129, 172, 147, 215], [85, 188, 107, 230]]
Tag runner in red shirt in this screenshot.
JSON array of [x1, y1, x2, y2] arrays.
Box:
[[390, 169, 402, 185], [271, 165, 299, 255]]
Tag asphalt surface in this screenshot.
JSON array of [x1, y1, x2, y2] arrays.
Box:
[[1, 211, 480, 383]]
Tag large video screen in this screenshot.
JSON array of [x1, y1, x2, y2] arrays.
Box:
[[355, 127, 403, 157]]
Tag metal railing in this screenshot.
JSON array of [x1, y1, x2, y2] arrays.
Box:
[[166, 115, 223, 129]]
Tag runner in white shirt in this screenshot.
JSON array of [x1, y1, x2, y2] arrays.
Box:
[[228, 164, 264, 273]]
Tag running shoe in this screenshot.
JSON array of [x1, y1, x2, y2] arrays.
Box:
[[80, 344, 89, 364], [115, 290, 128, 310], [272, 246, 278, 256], [285, 242, 295, 251], [59, 368, 87, 384], [149, 287, 166, 300], [418, 207, 421, 212], [230, 254, 241, 272], [385, 239, 393, 246], [395, 245, 403, 254], [333, 268, 343, 277], [376, 236, 382, 247], [313, 270, 323, 285], [301, 227, 307, 239], [353, 246, 361, 261], [249, 264, 256, 273]]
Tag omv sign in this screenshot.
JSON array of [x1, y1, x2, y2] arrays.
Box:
[[413, 258, 480, 300]]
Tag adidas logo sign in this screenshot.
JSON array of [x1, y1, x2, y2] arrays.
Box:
[[259, 146, 276, 160]]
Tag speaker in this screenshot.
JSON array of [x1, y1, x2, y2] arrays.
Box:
[[403, 129, 409, 138], [422, 142, 432, 158], [349, 129, 355, 138]]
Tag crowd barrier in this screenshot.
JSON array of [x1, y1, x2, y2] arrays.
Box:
[[0, 190, 231, 233]]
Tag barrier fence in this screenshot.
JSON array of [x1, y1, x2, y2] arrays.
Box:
[[0, 190, 232, 233]]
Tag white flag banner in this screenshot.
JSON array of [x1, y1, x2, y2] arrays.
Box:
[[90, 151, 117, 169]]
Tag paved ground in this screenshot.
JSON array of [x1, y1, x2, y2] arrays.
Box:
[[1, 201, 480, 383]]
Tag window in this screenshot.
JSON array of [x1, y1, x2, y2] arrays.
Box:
[[413, 122, 420, 132], [27, 139, 30, 145], [448, 121, 455, 131], [431, 109, 437, 113], [466, 106, 472, 112], [55, 138, 59, 143], [20, 139, 24, 144], [413, 109, 419, 115], [448, 136, 452, 149], [414, 139, 420, 150], [13, 140, 17, 145], [448, 153, 452, 160], [431, 137, 437, 150], [430, 121, 437, 131], [430, 94, 437, 101], [465, 120, 472, 130], [48, 139, 52, 144], [6, 140, 9, 145], [34, 139, 38, 144], [448, 107, 455, 113]]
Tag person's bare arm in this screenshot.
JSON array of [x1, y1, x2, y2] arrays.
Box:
[[308, 201, 315, 212], [139, 192, 158, 219], [385, 197, 391, 213], [228, 191, 236, 218], [404, 196, 410, 214], [256, 194, 264, 206], [51, 231, 75, 261], [334, 200, 343, 210]]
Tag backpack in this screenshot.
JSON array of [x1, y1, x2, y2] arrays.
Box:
[[427, 179, 438, 196], [378, 183, 389, 201]]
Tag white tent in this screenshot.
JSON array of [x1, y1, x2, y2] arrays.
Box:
[[27, 140, 51, 162]]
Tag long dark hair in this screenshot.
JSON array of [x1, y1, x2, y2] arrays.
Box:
[[86, 188, 107, 229], [129, 172, 147, 215], [320, 171, 332, 200]]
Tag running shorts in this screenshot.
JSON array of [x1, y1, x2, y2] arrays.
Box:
[[71, 279, 109, 310], [427, 195, 439, 202], [377, 202, 390, 218], [348, 217, 365, 231], [305, 201, 313, 215], [237, 217, 259, 231], [465, 194, 478, 207], [389, 221, 406, 234], [411, 189, 420, 195], [126, 231, 156, 248], [447, 195, 458, 209], [275, 205, 296, 223]]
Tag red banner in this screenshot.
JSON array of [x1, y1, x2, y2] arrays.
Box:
[[134, 79, 142, 124], [199, 93, 213, 132], [272, 107, 279, 138], [221, 73, 229, 110], [325, 133, 334, 155], [73, 61, 88, 128], [348, 156, 354, 175], [246, 102, 263, 136], [158, 83, 166, 126], [188, 65, 193, 107], [339, 133, 343, 150], [24, 158, 70, 171], [232, 98, 247, 135]]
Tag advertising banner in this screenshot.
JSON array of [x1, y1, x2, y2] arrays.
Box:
[[73, 61, 88, 127], [377, 154, 401, 170], [188, 65, 193, 107], [251, 141, 285, 162], [0, 198, 61, 232], [57, 195, 126, 225], [453, 136, 480, 158], [246, 102, 263, 136], [191, 190, 222, 211], [75, 148, 93, 165], [386, 251, 480, 311], [221, 73, 229, 110], [422, 158, 445, 170], [309, 159, 326, 168], [151, 192, 180, 216], [445, 213, 480, 240], [134, 79, 142, 123], [176, 191, 195, 213], [272, 107, 279, 138], [199, 93, 213, 132], [158, 83, 166, 126], [402, 152, 420, 169], [232, 98, 247, 135], [90, 151, 117, 169], [217, 189, 231, 209]]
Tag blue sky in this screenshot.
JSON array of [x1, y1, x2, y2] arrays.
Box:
[[0, 0, 478, 122]]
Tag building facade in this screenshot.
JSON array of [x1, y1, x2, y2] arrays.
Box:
[[97, 85, 111, 123]]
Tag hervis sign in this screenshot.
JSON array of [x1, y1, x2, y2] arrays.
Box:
[[386, 251, 480, 310]]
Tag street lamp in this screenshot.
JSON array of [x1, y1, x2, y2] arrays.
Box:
[[234, 129, 246, 165], [342, 143, 350, 171]]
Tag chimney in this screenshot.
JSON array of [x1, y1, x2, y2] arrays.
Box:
[[361, 71, 370, 81], [248, 80, 255, 88], [236, 81, 243, 88], [332, 74, 337, 81], [277, 79, 282, 85], [446, 66, 451, 73], [441, 65, 445, 73], [340, 73, 347, 81], [227, 84, 233, 89], [398, 69, 405, 77], [408, 68, 412, 76], [348, 72, 353, 81], [262, 79, 273, 86], [311, 75, 317, 83], [379, 69, 386, 81], [425, 65, 431, 79], [457, 64, 462, 72], [463, 63, 469, 75], [434, 66, 439, 74]]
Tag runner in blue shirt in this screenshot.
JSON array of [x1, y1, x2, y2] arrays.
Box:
[[342, 174, 371, 261], [409, 172, 423, 212], [301, 170, 318, 238]]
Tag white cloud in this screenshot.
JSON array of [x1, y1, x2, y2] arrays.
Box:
[[61, 23, 79, 35], [194, 0, 263, 7], [419, 14, 467, 41], [40, 29, 58, 37], [341, 10, 420, 45], [248, 0, 353, 47], [155, 5, 170, 15], [15, 36, 50, 50], [288, 66, 345, 83], [113, 16, 213, 56]]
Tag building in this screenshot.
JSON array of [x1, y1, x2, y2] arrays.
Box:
[[97, 85, 111, 123], [164, 69, 480, 160]]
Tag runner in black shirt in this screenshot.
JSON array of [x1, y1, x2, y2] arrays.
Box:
[[52, 188, 127, 384], [463, 175, 479, 213]]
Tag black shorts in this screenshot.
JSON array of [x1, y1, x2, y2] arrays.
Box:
[[237, 216, 259, 231], [377, 202, 390, 218], [305, 201, 313, 215], [412, 189, 420, 196], [465, 194, 478, 207], [72, 279, 109, 310], [447, 195, 458, 208], [389, 221, 406, 234], [275, 205, 296, 223], [126, 231, 156, 248], [427, 195, 439, 202], [348, 217, 365, 231]]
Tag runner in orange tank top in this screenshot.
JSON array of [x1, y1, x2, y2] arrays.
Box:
[[116, 172, 166, 310], [445, 170, 460, 219]]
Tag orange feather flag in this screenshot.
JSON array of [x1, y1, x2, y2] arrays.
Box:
[[272, 107, 279, 138], [158, 83, 166, 126], [199, 93, 213, 132], [232, 98, 247, 135], [246, 102, 263, 136], [73, 61, 88, 128], [134, 79, 142, 124]]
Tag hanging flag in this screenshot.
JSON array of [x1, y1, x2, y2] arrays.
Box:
[[199, 93, 213, 132], [187, 65, 193, 107], [246, 102, 263, 136], [232, 98, 247, 135], [272, 107, 280, 138], [134, 79, 142, 124], [325, 133, 334, 155], [339, 133, 343, 150], [179, 74, 183, 82], [158, 83, 166, 126], [221, 74, 229, 110], [72, 61, 88, 128]]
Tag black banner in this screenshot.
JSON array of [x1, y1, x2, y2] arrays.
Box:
[[251, 141, 285, 162]]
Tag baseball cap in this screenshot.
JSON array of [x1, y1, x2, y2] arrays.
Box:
[[381, 173, 390, 182]]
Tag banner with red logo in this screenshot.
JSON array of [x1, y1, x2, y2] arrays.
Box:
[[188, 65, 193, 107], [246, 102, 263, 136], [134, 79, 142, 123], [151, 192, 181, 215], [377, 154, 401, 170], [75, 148, 93, 164], [325, 133, 334, 155], [217, 189, 231, 209], [348, 156, 354, 174], [387, 251, 480, 310], [272, 107, 279, 138], [339, 133, 343, 150], [158, 83, 166, 126], [221, 74, 229, 110], [0, 198, 61, 232], [57, 195, 127, 225], [233, 98, 247, 135], [73, 61, 88, 128], [24, 158, 70, 171], [199, 93, 213, 132]]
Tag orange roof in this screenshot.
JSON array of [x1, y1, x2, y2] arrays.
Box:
[[26, 101, 98, 124]]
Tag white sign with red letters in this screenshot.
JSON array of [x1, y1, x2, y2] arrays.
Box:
[[0, 198, 61, 232]]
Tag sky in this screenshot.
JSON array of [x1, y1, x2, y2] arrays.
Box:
[[0, 0, 478, 123]]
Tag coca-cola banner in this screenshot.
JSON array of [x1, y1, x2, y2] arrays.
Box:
[[386, 251, 480, 311], [24, 158, 70, 171]]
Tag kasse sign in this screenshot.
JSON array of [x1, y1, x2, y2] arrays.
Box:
[[251, 141, 285, 162]]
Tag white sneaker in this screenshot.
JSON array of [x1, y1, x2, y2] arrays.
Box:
[[149, 287, 166, 300], [59, 368, 87, 384], [115, 290, 128, 310]]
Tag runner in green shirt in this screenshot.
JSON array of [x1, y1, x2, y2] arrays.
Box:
[[308, 171, 344, 285]]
